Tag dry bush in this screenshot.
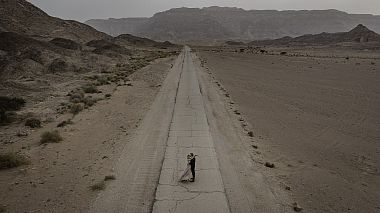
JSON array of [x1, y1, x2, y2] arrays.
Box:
[[82, 84, 99, 94], [83, 97, 97, 107], [70, 103, 83, 115], [25, 118, 41, 128], [40, 130, 63, 144], [0, 153, 30, 170], [0, 96, 26, 124], [69, 90, 85, 103]]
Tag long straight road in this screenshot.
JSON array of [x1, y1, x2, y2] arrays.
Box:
[[90, 47, 284, 213], [152, 47, 230, 212]]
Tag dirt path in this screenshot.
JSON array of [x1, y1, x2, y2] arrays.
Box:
[[88, 51, 185, 213], [0, 57, 175, 213]]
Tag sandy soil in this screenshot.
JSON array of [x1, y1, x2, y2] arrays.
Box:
[[196, 47, 380, 213], [0, 57, 175, 213]]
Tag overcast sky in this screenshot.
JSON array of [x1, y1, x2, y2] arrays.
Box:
[[28, 0, 380, 22]]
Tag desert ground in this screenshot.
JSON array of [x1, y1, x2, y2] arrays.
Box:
[[0, 55, 177, 212], [195, 45, 380, 213]]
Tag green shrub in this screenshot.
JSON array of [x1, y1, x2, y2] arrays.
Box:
[[40, 130, 63, 144], [25, 118, 41, 128], [70, 103, 83, 115], [0, 153, 30, 170]]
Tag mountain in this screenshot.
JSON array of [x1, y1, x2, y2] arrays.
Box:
[[85, 7, 380, 43], [0, 0, 109, 42], [85, 18, 149, 37], [249, 24, 380, 46]]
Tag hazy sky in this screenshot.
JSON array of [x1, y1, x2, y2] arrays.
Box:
[[28, 0, 380, 22]]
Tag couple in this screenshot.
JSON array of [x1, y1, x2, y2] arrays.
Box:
[[179, 153, 197, 182]]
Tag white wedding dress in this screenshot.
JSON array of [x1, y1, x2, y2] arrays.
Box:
[[179, 162, 193, 181]]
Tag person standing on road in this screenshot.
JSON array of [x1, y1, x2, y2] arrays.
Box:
[[189, 153, 197, 182]]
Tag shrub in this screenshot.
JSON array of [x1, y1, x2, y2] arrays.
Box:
[[69, 90, 85, 103], [25, 118, 41, 128], [83, 97, 97, 107], [0, 111, 17, 125], [0, 153, 30, 170], [82, 84, 98, 94], [49, 58, 67, 73], [40, 130, 63, 144], [70, 103, 83, 115], [0, 97, 26, 111], [96, 76, 110, 85], [105, 94, 112, 98], [90, 181, 105, 191]]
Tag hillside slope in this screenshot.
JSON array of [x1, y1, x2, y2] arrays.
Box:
[[85, 7, 380, 42], [0, 0, 109, 42], [249, 24, 380, 46]]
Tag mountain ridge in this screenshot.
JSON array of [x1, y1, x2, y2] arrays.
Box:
[[0, 0, 109, 42], [85, 7, 380, 42]]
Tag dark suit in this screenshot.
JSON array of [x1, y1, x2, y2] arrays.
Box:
[[190, 157, 196, 179]]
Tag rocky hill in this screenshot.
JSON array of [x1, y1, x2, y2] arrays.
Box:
[[0, 0, 109, 42], [249, 24, 380, 46], [86, 18, 149, 37], [85, 7, 380, 43]]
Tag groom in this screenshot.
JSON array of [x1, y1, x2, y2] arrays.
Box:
[[189, 153, 197, 182]]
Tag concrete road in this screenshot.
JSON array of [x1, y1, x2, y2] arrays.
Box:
[[89, 47, 285, 213], [152, 47, 230, 213]]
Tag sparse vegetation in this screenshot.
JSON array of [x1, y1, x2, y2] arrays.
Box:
[[83, 97, 97, 107], [69, 90, 85, 103], [25, 118, 41, 128], [90, 181, 106, 191], [104, 175, 116, 181], [0, 97, 26, 125], [70, 103, 83, 115], [82, 84, 99, 94], [40, 130, 63, 144], [0, 153, 30, 170]]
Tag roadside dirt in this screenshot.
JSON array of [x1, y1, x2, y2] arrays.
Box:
[[196, 48, 380, 213], [0, 57, 175, 213], [194, 52, 293, 213]]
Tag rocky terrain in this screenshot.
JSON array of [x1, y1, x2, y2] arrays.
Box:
[[249, 24, 380, 47], [0, 1, 179, 212], [86, 6, 380, 42]]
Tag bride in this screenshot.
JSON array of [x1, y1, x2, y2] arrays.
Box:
[[178, 153, 194, 182]]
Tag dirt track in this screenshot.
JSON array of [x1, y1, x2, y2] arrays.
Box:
[[197, 49, 380, 212]]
